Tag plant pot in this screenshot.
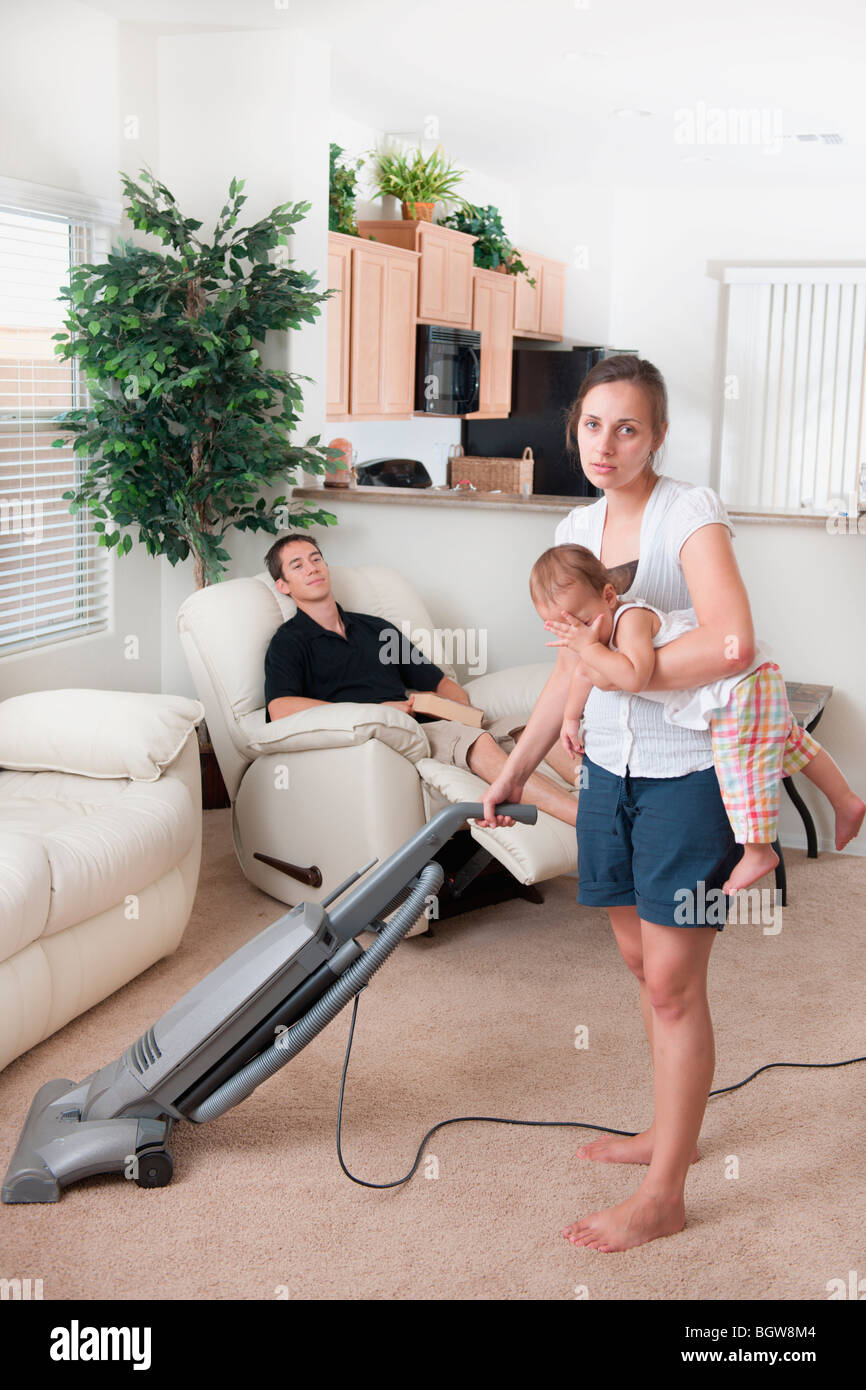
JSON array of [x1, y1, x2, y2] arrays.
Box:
[[323, 435, 355, 488], [401, 201, 436, 222]]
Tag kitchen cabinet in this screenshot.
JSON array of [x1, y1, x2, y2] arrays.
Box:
[[465, 268, 515, 419], [326, 232, 353, 415], [356, 220, 476, 328], [327, 234, 419, 420], [512, 248, 566, 341]]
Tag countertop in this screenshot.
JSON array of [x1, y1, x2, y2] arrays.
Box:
[[291, 485, 830, 525]]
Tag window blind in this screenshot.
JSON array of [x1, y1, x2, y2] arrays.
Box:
[[0, 201, 112, 655], [719, 267, 866, 512]]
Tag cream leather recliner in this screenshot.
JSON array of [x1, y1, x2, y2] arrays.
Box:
[[177, 565, 578, 910]]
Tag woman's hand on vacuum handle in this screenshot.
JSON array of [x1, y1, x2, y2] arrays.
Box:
[[476, 766, 527, 828]]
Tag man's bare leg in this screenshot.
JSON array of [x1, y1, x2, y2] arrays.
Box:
[[467, 732, 577, 826]]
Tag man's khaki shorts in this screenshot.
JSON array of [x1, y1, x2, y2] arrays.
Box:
[[421, 713, 523, 770]]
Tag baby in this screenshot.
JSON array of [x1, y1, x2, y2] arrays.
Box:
[[531, 544, 865, 894]]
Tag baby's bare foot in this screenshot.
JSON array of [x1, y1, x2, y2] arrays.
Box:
[[576, 1129, 699, 1165], [835, 793, 866, 851], [723, 843, 779, 894]]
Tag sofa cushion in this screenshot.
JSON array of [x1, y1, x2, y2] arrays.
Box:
[[0, 770, 197, 940], [0, 832, 51, 963], [0, 690, 204, 782], [240, 702, 430, 764]]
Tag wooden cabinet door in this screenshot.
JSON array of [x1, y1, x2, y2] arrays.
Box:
[[417, 224, 474, 326], [513, 251, 542, 333], [470, 270, 514, 417], [381, 254, 418, 415], [326, 234, 352, 416], [349, 242, 387, 416], [445, 238, 475, 327], [417, 227, 449, 322], [349, 241, 419, 417], [514, 252, 566, 340], [539, 258, 566, 339], [487, 274, 514, 414]]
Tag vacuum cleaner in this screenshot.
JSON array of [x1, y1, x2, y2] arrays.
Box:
[[2, 800, 536, 1203]]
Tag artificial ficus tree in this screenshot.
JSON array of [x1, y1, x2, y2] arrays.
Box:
[[54, 168, 341, 587]]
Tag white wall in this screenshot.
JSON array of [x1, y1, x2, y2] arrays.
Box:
[[0, 0, 119, 199], [516, 180, 613, 350], [608, 182, 866, 486], [155, 26, 331, 697]]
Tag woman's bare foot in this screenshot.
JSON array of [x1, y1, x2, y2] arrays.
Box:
[[576, 1128, 699, 1165], [723, 842, 778, 894], [563, 1184, 686, 1252], [835, 793, 866, 850]]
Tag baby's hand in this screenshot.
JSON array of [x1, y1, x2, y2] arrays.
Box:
[[545, 612, 605, 655], [560, 718, 585, 759]]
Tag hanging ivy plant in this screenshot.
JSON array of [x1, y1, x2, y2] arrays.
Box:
[[329, 143, 364, 236], [441, 202, 536, 284]]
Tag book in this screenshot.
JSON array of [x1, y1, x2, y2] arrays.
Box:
[[410, 692, 485, 728]]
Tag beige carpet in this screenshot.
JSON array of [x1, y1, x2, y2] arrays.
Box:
[[2, 811, 864, 1301]]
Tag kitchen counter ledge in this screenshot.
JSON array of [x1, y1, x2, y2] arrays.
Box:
[[291, 485, 832, 526]]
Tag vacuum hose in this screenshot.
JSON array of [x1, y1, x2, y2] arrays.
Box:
[[186, 862, 444, 1124]]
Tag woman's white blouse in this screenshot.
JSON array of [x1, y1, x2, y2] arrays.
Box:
[[554, 474, 736, 778]]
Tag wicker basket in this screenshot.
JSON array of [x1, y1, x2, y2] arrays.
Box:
[[447, 445, 534, 494]]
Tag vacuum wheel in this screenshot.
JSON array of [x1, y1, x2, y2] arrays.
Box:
[[135, 1149, 173, 1189]]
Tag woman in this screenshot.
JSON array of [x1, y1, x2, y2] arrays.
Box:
[[478, 355, 754, 1253]]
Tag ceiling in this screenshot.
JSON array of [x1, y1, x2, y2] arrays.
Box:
[[82, 0, 866, 189]]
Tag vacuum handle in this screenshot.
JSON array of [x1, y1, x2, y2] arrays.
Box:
[[464, 802, 537, 825]]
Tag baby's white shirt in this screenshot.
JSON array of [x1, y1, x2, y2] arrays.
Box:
[[609, 598, 774, 731]]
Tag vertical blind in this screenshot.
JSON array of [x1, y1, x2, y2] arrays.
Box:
[[719, 267, 866, 512], [0, 203, 111, 655]]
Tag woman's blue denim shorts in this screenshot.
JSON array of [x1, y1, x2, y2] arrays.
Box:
[[576, 756, 744, 929]]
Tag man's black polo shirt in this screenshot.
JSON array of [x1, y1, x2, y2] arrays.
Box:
[[264, 603, 445, 722]]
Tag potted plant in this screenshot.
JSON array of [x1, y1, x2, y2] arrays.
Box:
[[54, 167, 341, 590], [440, 202, 536, 284], [329, 142, 364, 236], [370, 142, 466, 221], [53, 168, 343, 806]]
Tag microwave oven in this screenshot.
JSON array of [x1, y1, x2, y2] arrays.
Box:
[[415, 324, 481, 415]]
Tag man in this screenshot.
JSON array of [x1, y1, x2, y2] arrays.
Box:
[[263, 533, 578, 827]]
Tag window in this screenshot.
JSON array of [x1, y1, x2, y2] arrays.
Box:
[[717, 266, 866, 514], [0, 183, 116, 655]]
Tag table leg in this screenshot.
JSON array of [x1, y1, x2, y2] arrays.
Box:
[[782, 776, 818, 858], [772, 838, 787, 906]]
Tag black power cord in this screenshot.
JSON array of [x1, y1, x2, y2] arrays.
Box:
[[335, 987, 866, 1190]]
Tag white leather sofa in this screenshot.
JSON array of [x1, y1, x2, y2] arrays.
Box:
[[0, 689, 204, 1071], [177, 565, 578, 910]]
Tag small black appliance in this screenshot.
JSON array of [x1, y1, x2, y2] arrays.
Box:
[[415, 325, 481, 416]]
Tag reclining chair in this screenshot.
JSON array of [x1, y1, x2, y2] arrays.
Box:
[[177, 565, 578, 915]]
